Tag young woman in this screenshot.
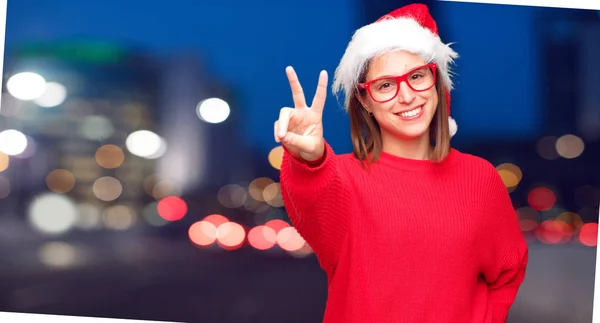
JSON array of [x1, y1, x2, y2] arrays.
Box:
[[274, 3, 528, 323]]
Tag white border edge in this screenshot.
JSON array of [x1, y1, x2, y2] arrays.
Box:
[[437, 0, 600, 11]]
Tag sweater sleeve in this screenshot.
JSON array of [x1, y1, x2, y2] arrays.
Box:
[[279, 141, 350, 277], [480, 170, 529, 323]]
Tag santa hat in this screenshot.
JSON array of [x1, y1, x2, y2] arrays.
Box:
[[332, 3, 459, 137]]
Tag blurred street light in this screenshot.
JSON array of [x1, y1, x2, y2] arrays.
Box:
[[0, 129, 28, 156], [34, 82, 68, 107], [196, 97, 230, 124], [6, 72, 46, 100]]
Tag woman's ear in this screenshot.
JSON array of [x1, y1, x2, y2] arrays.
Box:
[[355, 92, 370, 113]]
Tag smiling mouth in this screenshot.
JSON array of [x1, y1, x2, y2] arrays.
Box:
[[394, 106, 422, 119]]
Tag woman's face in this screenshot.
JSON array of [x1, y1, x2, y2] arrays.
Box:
[[359, 50, 438, 141]]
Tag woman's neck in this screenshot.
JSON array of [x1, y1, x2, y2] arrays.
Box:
[[381, 130, 432, 160]]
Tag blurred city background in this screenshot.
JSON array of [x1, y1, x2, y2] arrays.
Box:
[[0, 1, 598, 323]]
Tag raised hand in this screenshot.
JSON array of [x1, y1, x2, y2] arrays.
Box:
[[274, 66, 328, 162]]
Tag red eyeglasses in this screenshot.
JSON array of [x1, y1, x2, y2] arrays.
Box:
[[357, 63, 437, 103]]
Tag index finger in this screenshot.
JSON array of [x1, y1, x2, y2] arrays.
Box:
[[285, 66, 307, 108], [311, 70, 328, 112]]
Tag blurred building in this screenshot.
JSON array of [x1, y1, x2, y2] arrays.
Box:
[[0, 40, 163, 235], [155, 52, 256, 194]]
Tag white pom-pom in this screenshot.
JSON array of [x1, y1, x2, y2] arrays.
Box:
[[448, 116, 457, 137]]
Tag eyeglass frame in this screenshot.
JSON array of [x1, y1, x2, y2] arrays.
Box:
[[357, 63, 438, 103]]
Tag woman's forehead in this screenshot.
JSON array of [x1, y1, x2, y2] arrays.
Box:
[[368, 50, 427, 78]]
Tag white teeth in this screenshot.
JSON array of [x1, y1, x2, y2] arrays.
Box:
[[399, 107, 422, 118]]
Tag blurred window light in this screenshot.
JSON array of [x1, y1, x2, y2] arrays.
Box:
[[125, 130, 165, 159], [6, 72, 46, 101], [0, 129, 28, 156], [34, 82, 68, 108], [196, 98, 230, 124]]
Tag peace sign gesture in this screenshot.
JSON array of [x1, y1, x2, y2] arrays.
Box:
[[274, 66, 328, 162]]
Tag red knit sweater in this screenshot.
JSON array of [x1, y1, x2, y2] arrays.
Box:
[[280, 142, 529, 323]]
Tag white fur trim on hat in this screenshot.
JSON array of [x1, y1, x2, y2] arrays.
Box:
[[448, 116, 457, 137], [332, 17, 459, 109]]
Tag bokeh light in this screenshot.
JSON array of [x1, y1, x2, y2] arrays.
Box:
[[142, 202, 169, 227], [103, 205, 137, 230], [151, 180, 182, 200], [247, 225, 277, 250], [157, 196, 187, 221], [79, 115, 115, 141], [535, 219, 573, 245], [0, 153, 9, 172], [277, 227, 306, 252], [197, 98, 230, 124], [0, 176, 10, 199], [555, 134, 584, 159], [248, 177, 275, 202], [95, 144, 125, 169], [516, 207, 540, 232], [0, 129, 28, 156], [528, 187, 557, 211], [34, 82, 68, 107], [268, 146, 284, 170], [556, 212, 584, 232], [38, 242, 81, 269], [496, 163, 522, 190], [536, 136, 559, 160], [14, 135, 37, 159], [125, 130, 166, 159], [263, 182, 284, 207], [216, 222, 246, 250], [46, 169, 76, 194], [579, 223, 598, 247], [93, 176, 123, 201], [265, 219, 290, 233], [28, 193, 78, 235], [75, 203, 102, 230], [218, 184, 248, 208], [6, 72, 46, 100], [189, 221, 218, 247], [203, 214, 229, 227]]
